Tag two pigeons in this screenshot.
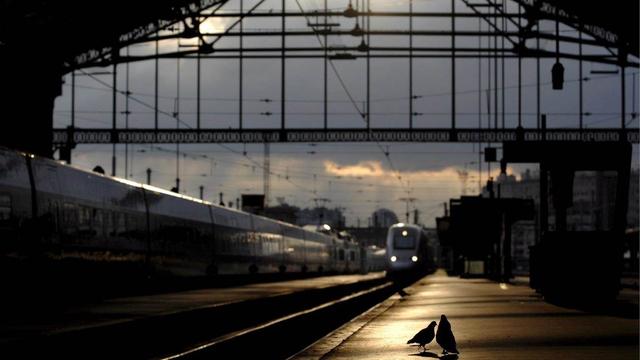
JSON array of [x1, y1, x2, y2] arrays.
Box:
[[407, 314, 459, 355]]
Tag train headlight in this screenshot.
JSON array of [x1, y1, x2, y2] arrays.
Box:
[[411, 256, 418, 262], [390, 256, 397, 262]]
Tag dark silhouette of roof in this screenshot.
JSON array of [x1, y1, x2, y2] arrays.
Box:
[[515, 0, 638, 57], [0, 0, 636, 73], [0, 0, 223, 70]]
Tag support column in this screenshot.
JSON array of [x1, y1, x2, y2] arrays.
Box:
[[0, 48, 62, 158]]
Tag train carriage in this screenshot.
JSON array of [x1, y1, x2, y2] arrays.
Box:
[[0, 147, 372, 280], [386, 223, 438, 276]]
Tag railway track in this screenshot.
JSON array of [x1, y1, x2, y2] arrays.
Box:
[[1, 276, 398, 359], [163, 282, 396, 360]]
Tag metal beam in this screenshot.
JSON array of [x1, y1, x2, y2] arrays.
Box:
[[53, 128, 639, 145]]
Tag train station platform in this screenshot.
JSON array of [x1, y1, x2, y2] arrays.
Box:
[[295, 270, 639, 360], [0, 272, 384, 348]]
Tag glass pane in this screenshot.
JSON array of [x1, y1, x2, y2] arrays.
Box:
[[394, 236, 416, 249]]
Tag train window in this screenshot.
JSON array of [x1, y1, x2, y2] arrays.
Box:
[[0, 194, 10, 220], [350, 251, 355, 261], [339, 249, 345, 261], [63, 203, 78, 226], [393, 229, 416, 249], [109, 212, 126, 236], [78, 206, 91, 227]]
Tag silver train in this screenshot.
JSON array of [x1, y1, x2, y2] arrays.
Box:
[[0, 148, 384, 277], [385, 223, 438, 275]]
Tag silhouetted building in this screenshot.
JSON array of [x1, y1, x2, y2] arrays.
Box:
[[371, 208, 399, 228], [485, 169, 640, 274], [296, 207, 345, 229], [263, 203, 299, 224], [241, 194, 266, 215]]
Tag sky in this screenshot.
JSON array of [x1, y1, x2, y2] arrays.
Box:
[[52, 0, 639, 227]]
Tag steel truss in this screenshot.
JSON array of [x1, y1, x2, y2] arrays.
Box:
[[70, 1, 638, 70], [54, 128, 639, 145], [59, 0, 639, 152]]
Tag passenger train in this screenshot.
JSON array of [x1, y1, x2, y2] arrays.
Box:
[[386, 223, 438, 276], [0, 148, 384, 279]]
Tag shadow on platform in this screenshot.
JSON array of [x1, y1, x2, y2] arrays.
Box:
[[409, 351, 458, 359], [547, 295, 639, 320]]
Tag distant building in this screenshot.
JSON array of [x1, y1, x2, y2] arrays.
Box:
[[262, 204, 347, 229], [484, 169, 639, 274], [371, 208, 399, 228], [296, 207, 345, 229], [263, 203, 299, 225]]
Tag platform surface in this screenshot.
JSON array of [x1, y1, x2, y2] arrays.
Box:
[[296, 270, 639, 360]]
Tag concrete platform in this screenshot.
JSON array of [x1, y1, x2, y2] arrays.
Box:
[[0, 272, 383, 346], [295, 270, 639, 360]]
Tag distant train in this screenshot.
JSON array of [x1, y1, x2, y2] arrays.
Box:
[[0, 148, 385, 279], [385, 223, 438, 276]]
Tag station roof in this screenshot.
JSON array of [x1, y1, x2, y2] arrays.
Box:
[[518, 0, 638, 57], [0, 0, 637, 70]]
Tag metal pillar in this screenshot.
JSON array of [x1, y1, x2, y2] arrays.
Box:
[[71, 71, 75, 128], [517, 2, 522, 127], [621, 56, 626, 129], [323, 0, 328, 130], [155, 25, 159, 131], [501, 0, 505, 128], [451, 0, 456, 129], [112, 60, 117, 177], [536, 36, 540, 129], [493, 2, 498, 129], [539, 114, 548, 237], [176, 53, 181, 193], [240, 0, 244, 129], [579, 27, 583, 129], [366, 0, 371, 130], [409, 0, 413, 129], [125, 48, 130, 179], [197, 38, 201, 130], [478, 18, 482, 192], [281, 0, 286, 131]]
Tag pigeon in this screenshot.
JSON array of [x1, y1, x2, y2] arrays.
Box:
[[436, 314, 459, 354], [407, 321, 437, 352]]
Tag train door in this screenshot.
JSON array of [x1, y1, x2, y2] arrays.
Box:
[[206, 204, 218, 276]]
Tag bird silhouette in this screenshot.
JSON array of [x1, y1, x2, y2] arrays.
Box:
[[407, 321, 437, 352], [436, 314, 459, 354]]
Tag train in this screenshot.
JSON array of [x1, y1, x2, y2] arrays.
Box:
[[385, 223, 438, 276], [0, 147, 385, 280]]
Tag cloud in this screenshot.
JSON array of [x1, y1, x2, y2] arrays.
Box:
[[323, 159, 515, 188], [324, 160, 387, 177]]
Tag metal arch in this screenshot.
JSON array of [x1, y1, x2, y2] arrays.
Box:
[[64, 2, 639, 70], [512, 0, 638, 58], [67, 0, 229, 71]]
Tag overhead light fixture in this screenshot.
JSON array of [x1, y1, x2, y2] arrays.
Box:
[[356, 39, 369, 52], [343, 2, 358, 18], [552, 61, 564, 90], [350, 23, 363, 37], [551, 10, 564, 90]]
